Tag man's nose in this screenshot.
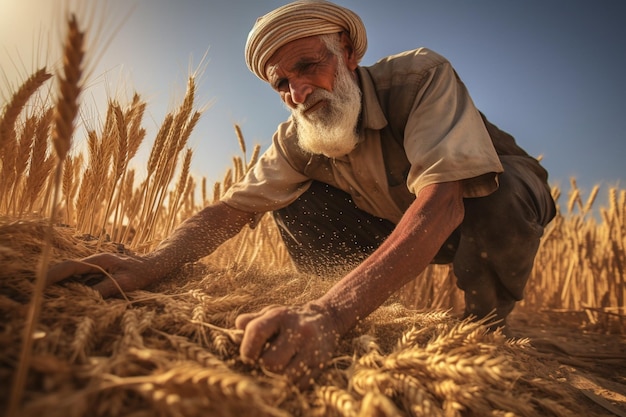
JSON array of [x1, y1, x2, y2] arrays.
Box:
[[288, 81, 313, 105]]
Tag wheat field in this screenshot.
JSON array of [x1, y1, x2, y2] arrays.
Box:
[[1, 13, 624, 417]]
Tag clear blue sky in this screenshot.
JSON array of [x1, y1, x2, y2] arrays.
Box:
[[2, 0, 625, 204]]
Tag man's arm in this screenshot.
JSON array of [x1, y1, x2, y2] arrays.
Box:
[[237, 180, 465, 386], [313, 180, 465, 334], [147, 201, 255, 273], [47, 202, 256, 297]]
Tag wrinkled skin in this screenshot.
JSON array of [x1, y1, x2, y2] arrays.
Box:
[[46, 252, 160, 298], [235, 181, 465, 388], [236, 303, 340, 388], [46, 202, 254, 297]]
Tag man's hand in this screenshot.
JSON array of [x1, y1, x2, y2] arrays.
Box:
[[235, 303, 341, 388], [46, 253, 161, 298]]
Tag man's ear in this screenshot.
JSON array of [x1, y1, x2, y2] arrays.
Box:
[[339, 32, 359, 70]]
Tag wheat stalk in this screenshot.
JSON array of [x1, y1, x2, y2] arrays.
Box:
[[124, 92, 147, 159], [97, 101, 128, 248], [69, 316, 95, 363], [128, 113, 173, 247], [7, 13, 85, 417], [109, 96, 146, 241], [50, 15, 84, 162], [133, 78, 200, 247], [7, 116, 37, 215], [233, 156, 244, 181], [0, 68, 52, 155], [103, 362, 290, 417], [234, 123, 247, 163], [212, 181, 221, 203], [222, 168, 233, 193], [248, 143, 261, 171], [61, 155, 76, 224], [166, 147, 193, 233], [582, 184, 600, 216], [314, 385, 358, 417]]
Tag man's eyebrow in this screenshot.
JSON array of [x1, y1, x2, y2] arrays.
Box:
[[266, 49, 330, 88], [291, 47, 332, 71], [292, 55, 322, 70]]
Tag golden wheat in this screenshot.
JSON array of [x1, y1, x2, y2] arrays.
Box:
[[235, 123, 247, 160], [248, 143, 262, 171], [69, 316, 96, 363], [166, 147, 193, 232], [0, 68, 52, 154], [0, 7, 624, 417], [23, 123, 55, 214], [1, 227, 619, 416], [313, 385, 358, 417], [7, 13, 86, 417]]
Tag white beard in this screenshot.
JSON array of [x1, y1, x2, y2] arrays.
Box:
[[291, 58, 362, 158]]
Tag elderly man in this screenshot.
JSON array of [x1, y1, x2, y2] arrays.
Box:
[[49, 0, 555, 386]]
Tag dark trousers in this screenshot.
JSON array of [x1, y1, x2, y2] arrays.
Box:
[[272, 160, 556, 324]]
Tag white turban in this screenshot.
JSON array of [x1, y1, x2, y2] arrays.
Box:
[[245, 0, 367, 82]]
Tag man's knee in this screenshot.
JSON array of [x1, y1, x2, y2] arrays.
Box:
[[492, 159, 556, 228], [451, 161, 555, 321]]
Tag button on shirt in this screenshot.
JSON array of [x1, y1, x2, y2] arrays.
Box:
[[222, 48, 503, 226]]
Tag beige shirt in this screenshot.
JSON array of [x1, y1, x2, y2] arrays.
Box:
[[222, 48, 504, 225]]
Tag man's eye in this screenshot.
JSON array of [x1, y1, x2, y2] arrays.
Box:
[[276, 79, 288, 91], [299, 63, 316, 73]]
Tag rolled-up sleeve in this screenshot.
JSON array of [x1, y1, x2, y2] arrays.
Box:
[[221, 121, 312, 223], [403, 62, 503, 198]]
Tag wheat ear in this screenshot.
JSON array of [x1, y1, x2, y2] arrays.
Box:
[[0, 69, 50, 211], [0, 68, 52, 154], [7, 14, 85, 417], [7, 116, 37, 215], [247, 143, 261, 171], [234, 123, 246, 163], [22, 108, 54, 215]]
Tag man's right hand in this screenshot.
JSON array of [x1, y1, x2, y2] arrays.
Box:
[[45, 203, 254, 298], [46, 253, 161, 298]]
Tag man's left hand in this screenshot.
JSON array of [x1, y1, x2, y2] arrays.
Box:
[[235, 303, 340, 388]]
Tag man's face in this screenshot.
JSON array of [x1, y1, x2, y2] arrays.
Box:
[[265, 35, 362, 158]]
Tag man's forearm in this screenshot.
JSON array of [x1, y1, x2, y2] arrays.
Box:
[[313, 181, 465, 335], [144, 201, 255, 276]]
